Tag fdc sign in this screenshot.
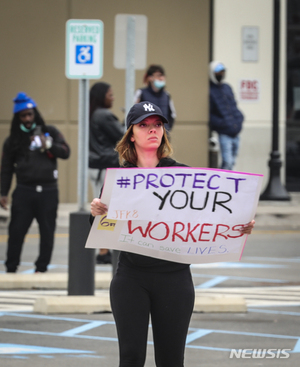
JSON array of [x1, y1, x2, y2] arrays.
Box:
[[65, 19, 103, 79]]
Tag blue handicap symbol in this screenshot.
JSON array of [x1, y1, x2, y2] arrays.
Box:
[[75, 45, 94, 64]]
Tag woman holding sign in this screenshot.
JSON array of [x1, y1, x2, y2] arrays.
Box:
[[90, 102, 255, 367]]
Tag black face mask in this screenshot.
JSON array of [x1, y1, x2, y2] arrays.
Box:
[[216, 75, 223, 83]]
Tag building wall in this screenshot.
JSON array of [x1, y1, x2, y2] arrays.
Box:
[[213, 0, 287, 190], [0, 0, 210, 203]]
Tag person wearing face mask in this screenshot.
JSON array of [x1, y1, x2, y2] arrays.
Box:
[[133, 64, 176, 135], [0, 92, 70, 273], [209, 61, 244, 170], [88, 82, 124, 264]]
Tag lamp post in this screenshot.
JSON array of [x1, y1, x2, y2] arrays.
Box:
[[260, 0, 290, 201]]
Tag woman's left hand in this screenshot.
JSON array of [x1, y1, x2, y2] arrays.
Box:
[[240, 220, 255, 234]]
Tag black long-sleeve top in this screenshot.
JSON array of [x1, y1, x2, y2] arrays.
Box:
[[1, 125, 70, 196]]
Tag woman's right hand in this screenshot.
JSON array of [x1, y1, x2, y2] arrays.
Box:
[[90, 198, 108, 217], [0, 196, 8, 210]]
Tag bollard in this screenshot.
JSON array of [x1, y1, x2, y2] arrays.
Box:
[[209, 136, 219, 168], [68, 211, 95, 295]]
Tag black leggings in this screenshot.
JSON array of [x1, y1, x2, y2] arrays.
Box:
[[110, 263, 195, 367]]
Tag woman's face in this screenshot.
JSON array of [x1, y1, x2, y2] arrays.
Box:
[[104, 87, 114, 108], [131, 115, 164, 152]]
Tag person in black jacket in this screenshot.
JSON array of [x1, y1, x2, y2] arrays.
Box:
[[0, 92, 70, 273], [89, 82, 124, 264], [91, 102, 255, 367], [209, 61, 244, 170]]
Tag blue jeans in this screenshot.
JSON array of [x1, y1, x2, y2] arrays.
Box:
[[218, 134, 240, 170]]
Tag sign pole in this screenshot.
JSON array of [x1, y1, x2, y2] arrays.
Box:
[[66, 19, 104, 295], [125, 16, 136, 119], [112, 15, 136, 276], [77, 78, 89, 210]]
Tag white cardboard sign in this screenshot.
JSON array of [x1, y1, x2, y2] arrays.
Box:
[[85, 168, 263, 264]]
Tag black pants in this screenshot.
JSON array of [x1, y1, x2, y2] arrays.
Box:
[[5, 185, 58, 272], [110, 263, 195, 367]]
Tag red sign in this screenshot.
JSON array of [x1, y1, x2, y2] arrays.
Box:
[[239, 79, 260, 102]]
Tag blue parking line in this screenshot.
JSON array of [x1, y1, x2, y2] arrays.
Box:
[[0, 343, 94, 355], [40, 355, 54, 358], [11, 355, 28, 359], [186, 327, 300, 353], [0, 312, 114, 323], [195, 276, 229, 288], [186, 329, 213, 343], [20, 264, 57, 274], [0, 328, 118, 342], [293, 339, 300, 353], [186, 345, 231, 351], [1, 312, 299, 354], [59, 321, 108, 336]]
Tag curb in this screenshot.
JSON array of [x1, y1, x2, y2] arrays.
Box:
[[193, 293, 247, 313], [0, 272, 111, 290], [0, 273, 247, 314], [34, 292, 111, 314], [33, 293, 246, 314]]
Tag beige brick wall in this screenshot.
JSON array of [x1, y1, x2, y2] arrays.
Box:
[[0, 0, 210, 202]]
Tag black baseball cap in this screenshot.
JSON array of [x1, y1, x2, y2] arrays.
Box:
[[126, 101, 169, 129]]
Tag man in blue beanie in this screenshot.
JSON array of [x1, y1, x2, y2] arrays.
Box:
[[209, 61, 244, 170], [0, 92, 70, 273]]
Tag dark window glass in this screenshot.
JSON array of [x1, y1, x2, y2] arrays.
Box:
[[286, 0, 300, 191]]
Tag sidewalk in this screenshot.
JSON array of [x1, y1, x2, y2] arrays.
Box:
[[254, 192, 300, 229]]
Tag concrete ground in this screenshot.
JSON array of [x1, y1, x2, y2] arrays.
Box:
[[0, 194, 299, 366], [0, 193, 299, 313]]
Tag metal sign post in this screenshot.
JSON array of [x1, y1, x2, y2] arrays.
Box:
[[77, 79, 89, 210], [112, 14, 147, 275], [125, 16, 136, 119], [66, 19, 104, 210], [114, 14, 147, 121], [65, 19, 104, 295]]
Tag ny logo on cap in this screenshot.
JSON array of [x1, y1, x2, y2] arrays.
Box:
[[143, 103, 155, 112]]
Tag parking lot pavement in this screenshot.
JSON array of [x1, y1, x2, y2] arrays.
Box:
[[0, 308, 299, 366], [0, 200, 300, 365]]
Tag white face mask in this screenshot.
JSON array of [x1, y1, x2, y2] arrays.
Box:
[[153, 79, 166, 89]]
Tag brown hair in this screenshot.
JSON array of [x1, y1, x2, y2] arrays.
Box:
[[115, 124, 173, 166]]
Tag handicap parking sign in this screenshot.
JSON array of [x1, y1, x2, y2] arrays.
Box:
[[66, 19, 103, 79], [76, 45, 93, 64]]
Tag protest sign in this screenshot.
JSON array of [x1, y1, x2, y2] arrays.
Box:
[[85, 167, 263, 264]]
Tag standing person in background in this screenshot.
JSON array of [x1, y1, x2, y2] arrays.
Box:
[[90, 101, 255, 367], [134, 64, 176, 136], [209, 61, 244, 170], [0, 92, 70, 273], [89, 82, 124, 265]]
